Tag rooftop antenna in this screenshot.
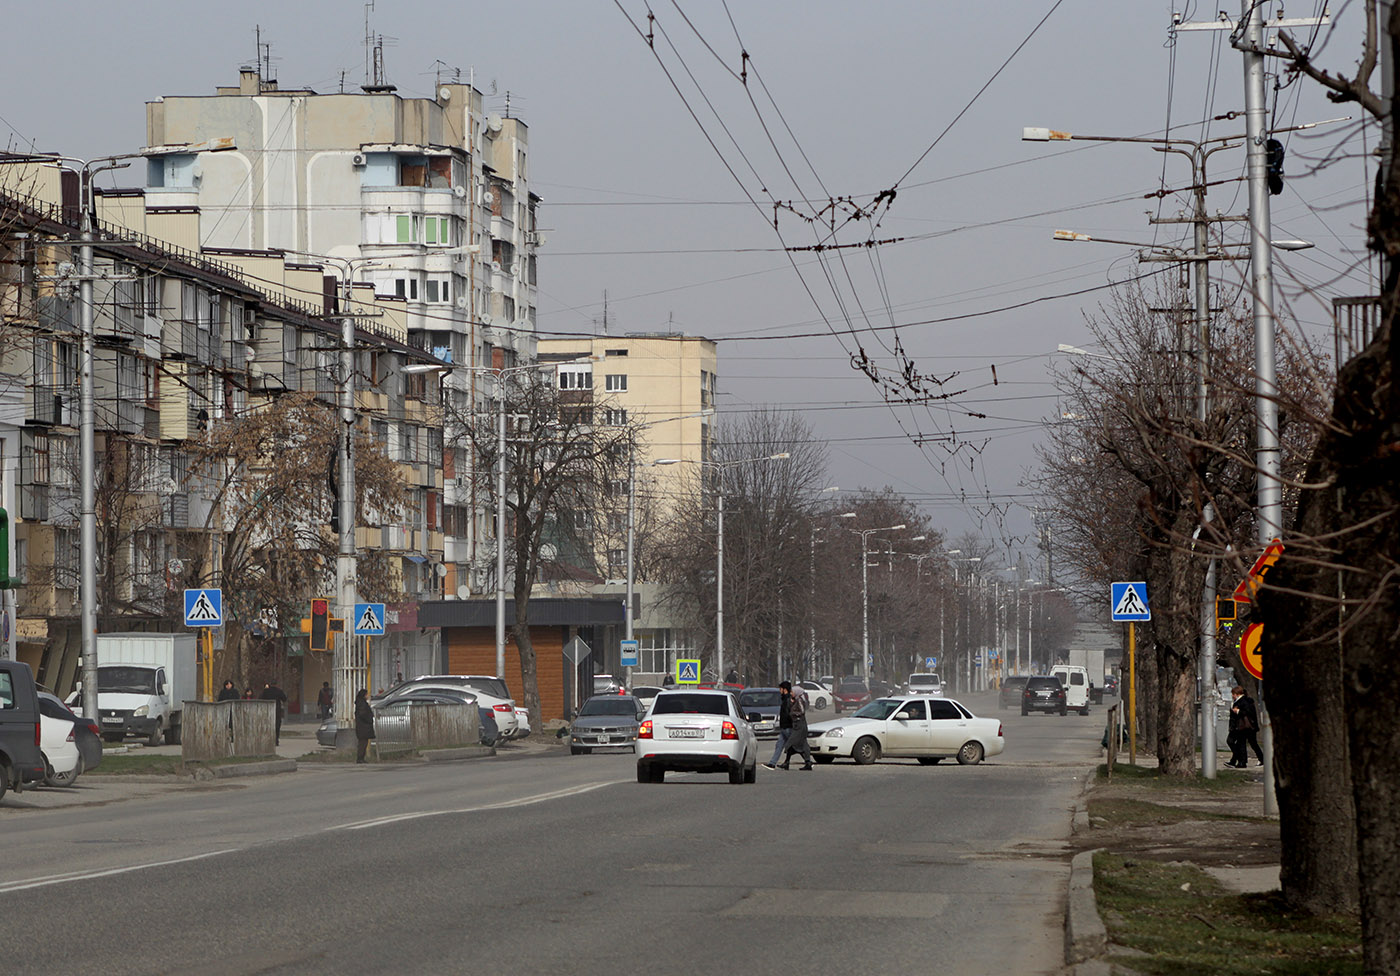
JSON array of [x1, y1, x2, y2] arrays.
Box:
[[601, 290, 609, 335], [364, 1, 375, 86]]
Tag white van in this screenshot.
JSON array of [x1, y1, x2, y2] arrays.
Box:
[[1051, 665, 1091, 715], [906, 673, 943, 697]]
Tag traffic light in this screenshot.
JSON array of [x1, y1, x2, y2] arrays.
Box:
[[1216, 597, 1236, 623], [1265, 138, 1284, 196], [310, 598, 329, 651]]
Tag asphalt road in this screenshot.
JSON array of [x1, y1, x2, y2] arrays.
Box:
[[0, 691, 1110, 975]]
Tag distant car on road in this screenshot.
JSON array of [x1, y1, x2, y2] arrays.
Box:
[[806, 696, 1004, 766], [998, 676, 1030, 711], [571, 695, 644, 754], [636, 689, 760, 784], [796, 680, 831, 710], [737, 687, 783, 738], [833, 678, 871, 714], [631, 685, 664, 711], [1022, 676, 1067, 716], [593, 674, 622, 696], [905, 672, 943, 697]]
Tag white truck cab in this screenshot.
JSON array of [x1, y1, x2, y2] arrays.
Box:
[[1051, 665, 1091, 715]]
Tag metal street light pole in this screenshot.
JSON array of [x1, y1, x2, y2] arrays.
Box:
[[847, 523, 905, 686]]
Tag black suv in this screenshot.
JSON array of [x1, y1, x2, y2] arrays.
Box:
[[1022, 676, 1067, 716], [1, 660, 47, 801]]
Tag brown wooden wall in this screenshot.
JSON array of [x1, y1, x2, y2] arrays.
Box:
[[445, 626, 567, 720]]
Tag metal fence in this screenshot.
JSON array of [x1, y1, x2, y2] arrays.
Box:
[[181, 700, 277, 761], [371, 702, 479, 756]]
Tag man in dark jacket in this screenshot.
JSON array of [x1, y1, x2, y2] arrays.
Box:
[[316, 682, 334, 720], [777, 681, 813, 771], [217, 680, 240, 702], [260, 681, 289, 745], [762, 683, 794, 769], [1227, 685, 1264, 768], [354, 689, 375, 763]]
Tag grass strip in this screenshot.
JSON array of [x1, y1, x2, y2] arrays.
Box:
[[1094, 853, 1361, 975], [86, 753, 279, 776]]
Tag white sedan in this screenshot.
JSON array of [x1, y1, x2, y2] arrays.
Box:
[[796, 680, 833, 710], [39, 705, 81, 786], [636, 689, 759, 784], [806, 696, 1004, 766]]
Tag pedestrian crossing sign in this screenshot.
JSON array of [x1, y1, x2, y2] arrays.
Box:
[[1110, 581, 1151, 622], [353, 603, 386, 636], [184, 588, 223, 627], [675, 659, 701, 685]]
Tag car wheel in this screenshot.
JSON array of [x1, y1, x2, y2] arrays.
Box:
[[957, 741, 985, 765], [636, 764, 649, 783], [47, 754, 83, 787], [1020, 707, 1028, 716], [729, 763, 745, 784], [916, 757, 942, 766], [814, 697, 828, 710], [852, 736, 880, 765], [146, 722, 164, 748], [166, 722, 182, 746], [651, 767, 665, 783], [1080, 707, 1090, 716], [1059, 707, 1067, 716]]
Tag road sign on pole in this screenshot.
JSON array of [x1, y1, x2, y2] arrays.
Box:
[[924, 656, 937, 670], [1232, 540, 1284, 604], [184, 588, 223, 627], [620, 639, 639, 668], [1240, 623, 1264, 680], [354, 603, 386, 636], [675, 659, 701, 685], [1110, 581, 1151, 621]]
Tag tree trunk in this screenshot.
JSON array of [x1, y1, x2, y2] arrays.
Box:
[[1151, 536, 1204, 776], [513, 570, 541, 733]]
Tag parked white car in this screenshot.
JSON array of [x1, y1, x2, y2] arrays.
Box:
[[796, 680, 833, 710], [381, 676, 521, 739], [636, 689, 760, 784], [806, 696, 1004, 766], [1050, 665, 1091, 715], [512, 706, 532, 739], [39, 706, 81, 787]]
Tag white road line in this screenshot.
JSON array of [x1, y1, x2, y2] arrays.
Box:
[[330, 779, 628, 832], [0, 849, 240, 894]]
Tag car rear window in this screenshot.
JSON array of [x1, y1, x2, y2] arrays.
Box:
[[1027, 677, 1060, 689], [578, 697, 640, 716], [0, 672, 13, 708], [739, 690, 781, 707], [653, 694, 730, 715], [838, 682, 868, 694]]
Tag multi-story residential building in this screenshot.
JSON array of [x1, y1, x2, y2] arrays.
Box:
[[0, 159, 446, 705], [141, 65, 540, 605], [537, 332, 718, 680]]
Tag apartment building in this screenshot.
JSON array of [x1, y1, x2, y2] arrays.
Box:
[[537, 332, 718, 680], [141, 66, 540, 603], [0, 161, 446, 705]]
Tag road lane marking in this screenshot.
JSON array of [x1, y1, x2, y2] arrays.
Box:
[[0, 848, 239, 894], [329, 779, 628, 832]]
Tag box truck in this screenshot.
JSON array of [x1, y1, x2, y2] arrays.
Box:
[[76, 634, 198, 746]]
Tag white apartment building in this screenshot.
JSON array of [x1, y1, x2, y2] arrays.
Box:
[[140, 66, 540, 600]]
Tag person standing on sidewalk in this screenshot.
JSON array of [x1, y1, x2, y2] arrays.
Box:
[[1227, 685, 1264, 767], [777, 681, 813, 771], [317, 681, 334, 720], [354, 689, 375, 763], [762, 685, 794, 769], [260, 681, 288, 746]]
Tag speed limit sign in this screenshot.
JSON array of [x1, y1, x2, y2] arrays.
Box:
[[1240, 623, 1263, 680]]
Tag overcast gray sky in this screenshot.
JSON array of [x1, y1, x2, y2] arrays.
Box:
[[5, 1, 1374, 564]]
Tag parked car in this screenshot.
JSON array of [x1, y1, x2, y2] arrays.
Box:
[[570, 695, 644, 754], [0, 660, 46, 801], [833, 678, 872, 714], [1022, 676, 1067, 716], [39, 691, 101, 782], [905, 672, 943, 697], [37, 698, 80, 787], [807, 696, 1004, 766], [635, 689, 760, 784], [795, 680, 831, 710], [512, 706, 532, 740], [736, 687, 783, 739], [375, 689, 499, 747], [593, 673, 622, 695], [631, 685, 664, 710], [998, 676, 1030, 711], [869, 678, 901, 698], [1103, 675, 1119, 696], [380, 676, 520, 739]]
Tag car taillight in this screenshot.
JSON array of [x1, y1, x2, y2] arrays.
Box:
[[493, 704, 511, 712], [997, 723, 1004, 738], [34, 721, 41, 747], [66, 730, 75, 742], [85, 722, 100, 736], [721, 721, 738, 740], [639, 720, 652, 739]]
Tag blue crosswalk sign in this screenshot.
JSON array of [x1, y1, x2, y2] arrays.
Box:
[[184, 588, 222, 627], [924, 656, 937, 669], [1111, 581, 1151, 621], [354, 603, 386, 636], [675, 659, 701, 685]]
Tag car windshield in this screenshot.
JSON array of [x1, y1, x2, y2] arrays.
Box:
[[578, 697, 639, 716], [852, 699, 901, 720], [908, 675, 938, 686], [652, 694, 730, 716], [739, 690, 781, 707], [97, 666, 158, 694], [838, 682, 867, 694]]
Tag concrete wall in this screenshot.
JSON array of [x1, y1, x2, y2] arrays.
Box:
[[181, 699, 277, 761]]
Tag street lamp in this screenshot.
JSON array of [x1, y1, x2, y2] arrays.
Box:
[[844, 522, 906, 686], [653, 452, 790, 683]]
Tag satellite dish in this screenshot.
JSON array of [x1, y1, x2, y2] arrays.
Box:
[[486, 113, 503, 133], [439, 86, 452, 101], [434, 563, 448, 578], [457, 585, 471, 599]]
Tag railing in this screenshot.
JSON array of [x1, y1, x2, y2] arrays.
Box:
[[371, 701, 479, 756]]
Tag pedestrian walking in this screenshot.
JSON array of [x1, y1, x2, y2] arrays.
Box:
[[217, 679, 240, 702], [1226, 685, 1264, 768], [762, 684, 794, 769], [317, 681, 334, 720], [260, 681, 289, 745], [776, 681, 813, 771], [354, 688, 375, 763]]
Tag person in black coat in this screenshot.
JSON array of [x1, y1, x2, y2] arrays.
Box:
[[354, 688, 375, 763], [260, 682, 289, 745], [217, 680, 240, 702], [1227, 685, 1264, 768]]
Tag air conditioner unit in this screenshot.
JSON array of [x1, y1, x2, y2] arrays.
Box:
[[351, 152, 368, 167]]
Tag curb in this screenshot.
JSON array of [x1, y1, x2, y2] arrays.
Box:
[[1065, 848, 1108, 965], [421, 745, 496, 762], [208, 758, 298, 779]]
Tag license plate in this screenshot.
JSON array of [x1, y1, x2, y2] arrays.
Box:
[[669, 728, 704, 739], [597, 735, 610, 745], [102, 717, 122, 724]]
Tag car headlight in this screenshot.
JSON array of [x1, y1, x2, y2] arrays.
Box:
[[825, 727, 845, 738], [133, 706, 149, 717]]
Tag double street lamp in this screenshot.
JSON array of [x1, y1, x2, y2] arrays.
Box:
[[654, 452, 790, 683], [843, 520, 906, 686]]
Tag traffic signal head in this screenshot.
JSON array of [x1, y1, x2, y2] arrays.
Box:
[[310, 598, 329, 651], [1265, 138, 1284, 196], [1216, 597, 1236, 622]]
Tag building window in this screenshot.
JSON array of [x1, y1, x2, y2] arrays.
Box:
[[605, 374, 627, 393], [604, 408, 627, 426], [607, 549, 626, 576], [30, 434, 50, 484], [395, 214, 420, 244], [424, 216, 452, 246], [557, 366, 592, 391], [394, 277, 419, 301], [605, 349, 628, 357]]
